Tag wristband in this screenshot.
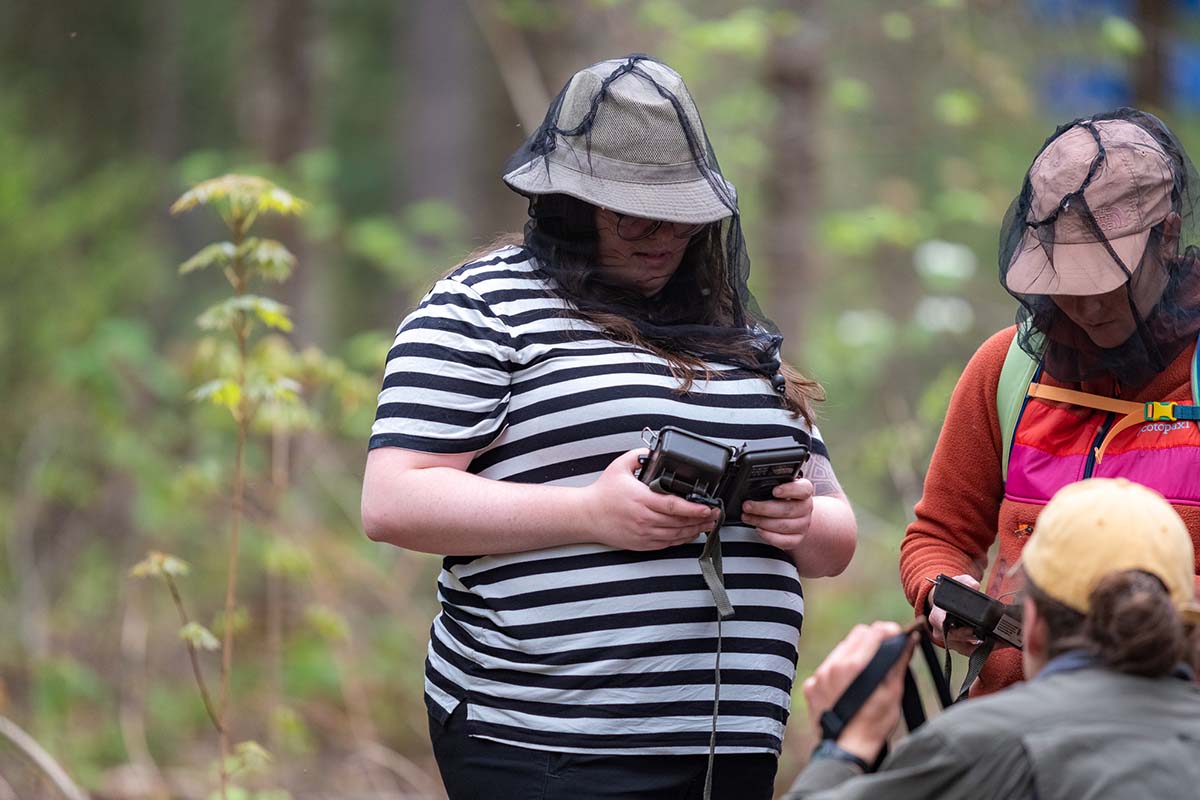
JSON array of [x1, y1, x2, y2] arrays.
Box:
[[810, 739, 870, 773]]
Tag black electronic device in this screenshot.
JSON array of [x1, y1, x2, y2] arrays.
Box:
[[637, 426, 811, 522], [931, 574, 1023, 649]]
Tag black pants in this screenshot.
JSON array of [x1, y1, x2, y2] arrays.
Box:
[[429, 704, 778, 800]]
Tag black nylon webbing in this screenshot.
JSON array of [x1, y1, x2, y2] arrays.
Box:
[[817, 624, 955, 773]]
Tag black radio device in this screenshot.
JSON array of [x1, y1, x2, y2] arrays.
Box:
[[931, 574, 1023, 649], [637, 426, 811, 523]]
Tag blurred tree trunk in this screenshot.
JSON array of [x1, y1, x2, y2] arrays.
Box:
[[141, 0, 187, 343], [462, 0, 555, 236], [242, 0, 323, 344], [764, 13, 823, 359], [140, 0, 181, 161], [396, 0, 479, 219], [1132, 0, 1171, 112]]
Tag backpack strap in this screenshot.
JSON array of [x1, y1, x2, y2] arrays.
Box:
[[1192, 330, 1199, 407], [997, 326, 1042, 481], [998, 328, 1198, 479]]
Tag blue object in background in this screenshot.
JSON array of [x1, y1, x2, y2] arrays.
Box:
[[1026, 0, 1130, 21], [1030, 0, 1200, 112], [1037, 63, 1130, 117], [1027, 0, 1200, 19], [1172, 46, 1200, 108]]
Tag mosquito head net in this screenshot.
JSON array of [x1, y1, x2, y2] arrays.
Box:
[[1000, 108, 1200, 389], [502, 54, 795, 398]]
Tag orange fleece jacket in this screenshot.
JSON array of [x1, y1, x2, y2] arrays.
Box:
[[900, 325, 1200, 694]]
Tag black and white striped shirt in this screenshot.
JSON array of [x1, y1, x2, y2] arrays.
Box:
[[370, 246, 838, 755]]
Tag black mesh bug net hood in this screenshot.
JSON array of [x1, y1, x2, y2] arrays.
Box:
[[501, 54, 787, 390], [999, 108, 1200, 390]]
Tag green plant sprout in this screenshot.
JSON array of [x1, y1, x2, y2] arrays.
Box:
[[133, 175, 306, 800]]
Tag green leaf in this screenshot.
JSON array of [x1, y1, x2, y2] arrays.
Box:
[[637, 0, 692, 30], [933, 90, 980, 127], [130, 550, 191, 579], [347, 217, 411, 269], [191, 379, 243, 411], [680, 9, 770, 59], [881, 12, 914, 41], [830, 77, 873, 112], [239, 237, 296, 282], [213, 606, 252, 638], [233, 740, 272, 775], [179, 622, 220, 651], [197, 295, 293, 333], [271, 706, 314, 756], [179, 242, 236, 275], [171, 174, 306, 218], [258, 187, 306, 216], [304, 604, 350, 642], [1101, 15, 1143, 56], [245, 375, 302, 405], [264, 540, 313, 577]]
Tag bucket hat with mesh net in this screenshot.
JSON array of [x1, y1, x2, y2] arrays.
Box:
[[503, 56, 736, 224], [499, 54, 794, 396]]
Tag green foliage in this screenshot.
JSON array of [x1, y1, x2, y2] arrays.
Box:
[[881, 12, 915, 41], [131, 551, 191, 579], [1101, 15, 1144, 56], [262, 540, 313, 578], [933, 89, 982, 127], [171, 175, 306, 230], [1, 1, 1188, 795], [680, 8, 772, 59], [821, 205, 932, 258], [830, 77, 874, 112], [303, 604, 351, 643], [197, 295, 294, 334], [181, 242, 238, 275], [180, 622, 222, 651]]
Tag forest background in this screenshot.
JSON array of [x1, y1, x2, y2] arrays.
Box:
[[2, 0, 1197, 798]]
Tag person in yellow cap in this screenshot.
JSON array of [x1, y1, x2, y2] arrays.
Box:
[[900, 107, 1200, 695], [783, 477, 1200, 800]]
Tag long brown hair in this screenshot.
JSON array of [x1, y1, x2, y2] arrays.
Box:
[[460, 196, 823, 423]]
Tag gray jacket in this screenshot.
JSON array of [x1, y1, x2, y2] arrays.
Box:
[[784, 657, 1200, 800]]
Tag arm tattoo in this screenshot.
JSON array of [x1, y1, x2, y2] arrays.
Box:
[[807, 456, 843, 496]]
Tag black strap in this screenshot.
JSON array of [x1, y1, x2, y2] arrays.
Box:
[[685, 495, 730, 800], [692, 497, 734, 621], [818, 623, 954, 773], [920, 628, 954, 710], [818, 630, 915, 741], [955, 639, 996, 703]]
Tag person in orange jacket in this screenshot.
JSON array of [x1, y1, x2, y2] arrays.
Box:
[[900, 108, 1200, 694]]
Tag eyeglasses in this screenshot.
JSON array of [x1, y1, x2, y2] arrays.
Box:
[[613, 213, 708, 242]]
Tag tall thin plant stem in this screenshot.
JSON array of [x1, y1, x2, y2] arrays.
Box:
[[217, 220, 249, 800]]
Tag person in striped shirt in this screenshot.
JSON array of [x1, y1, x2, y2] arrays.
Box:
[[362, 55, 856, 799]]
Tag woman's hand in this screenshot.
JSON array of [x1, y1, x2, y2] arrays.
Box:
[[802, 621, 915, 765], [585, 449, 720, 551], [742, 478, 815, 553], [928, 573, 983, 655]]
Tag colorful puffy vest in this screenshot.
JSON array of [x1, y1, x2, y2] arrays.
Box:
[[1002, 333, 1200, 508]]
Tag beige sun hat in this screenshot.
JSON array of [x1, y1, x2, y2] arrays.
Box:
[[1005, 119, 1175, 296], [502, 56, 736, 225], [1017, 478, 1200, 622]]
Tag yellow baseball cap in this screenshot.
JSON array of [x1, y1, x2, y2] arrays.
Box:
[[1018, 478, 1200, 621]]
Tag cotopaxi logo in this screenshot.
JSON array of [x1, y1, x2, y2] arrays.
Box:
[[1138, 421, 1192, 435]]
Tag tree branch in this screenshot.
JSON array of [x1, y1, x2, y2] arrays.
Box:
[[0, 715, 89, 800], [462, 0, 550, 131]]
